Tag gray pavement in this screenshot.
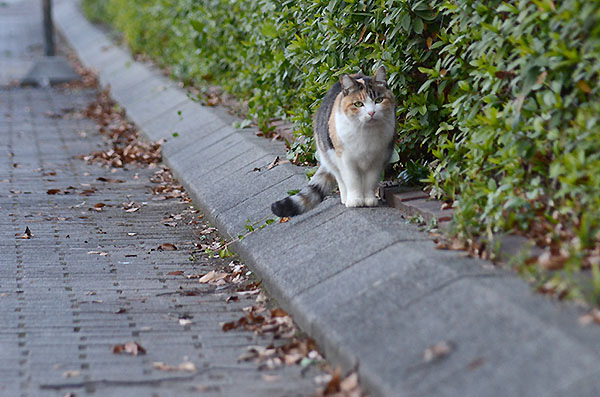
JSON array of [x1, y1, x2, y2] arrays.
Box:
[[0, 2, 327, 396], [0, 0, 43, 85], [52, 0, 600, 396]]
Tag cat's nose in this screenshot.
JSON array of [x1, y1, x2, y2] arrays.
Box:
[[368, 111, 375, 118]]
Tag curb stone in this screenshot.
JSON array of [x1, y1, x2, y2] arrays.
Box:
[[55, 1, 600, 395]]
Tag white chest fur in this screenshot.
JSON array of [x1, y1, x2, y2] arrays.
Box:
[[334, 111, 394, 170]]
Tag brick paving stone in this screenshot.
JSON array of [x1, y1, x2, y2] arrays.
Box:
[[0, 87, 323, 397]]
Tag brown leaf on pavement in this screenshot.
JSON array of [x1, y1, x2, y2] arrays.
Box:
[[226, 295, 239, 303], [112, 341, 146, 356], [158, 243, 177, 251], [198, 270, 229, 284], [423, 341, 453, 363], [153, 361, 196, 372], [62, 370, 81, 378], [538, 251, 567, 270], [267, 156, 290, 170], [20, 227, 33, 239], [47, 189, 62, 195], [80, 188, 97, 196], [579, 309, 600, 326], [271, 308, 288, 318], [322, 369, 341, 395], [168, 271, 184, 276], [97, 177, 124, 183], [321, 370, 361, 397]]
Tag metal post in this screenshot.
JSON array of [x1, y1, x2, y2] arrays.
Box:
[[20, 0, 79, 86], [42, 0, 55, 56]]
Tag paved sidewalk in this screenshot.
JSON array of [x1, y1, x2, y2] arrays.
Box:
[[0, 87, 324, 396], [54, 1, 600, 396], [0, 0, 43, 85]]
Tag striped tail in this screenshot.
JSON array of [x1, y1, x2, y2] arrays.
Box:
[[271, 167, 336, 217]]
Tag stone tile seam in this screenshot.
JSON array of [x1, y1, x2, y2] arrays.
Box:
[[214, 174, 297, 227], [236, 205, 350, 271], [291, 237, 441, 300], [189, 153, 281, 189], [137, 99, 197, 130], [185, 139, 260, 180], [164, 128, 239, 161], [109, 74, 162, 103]]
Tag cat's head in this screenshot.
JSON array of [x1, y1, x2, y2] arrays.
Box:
[[339, 66, 395, 124]]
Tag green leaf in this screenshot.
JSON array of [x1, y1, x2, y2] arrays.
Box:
[[190, 19, 203, 32], [400, 13, 411, 32], [413, 18, 424, 34]]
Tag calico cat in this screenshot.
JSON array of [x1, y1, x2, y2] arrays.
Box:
[[271, 66, 396, 217]]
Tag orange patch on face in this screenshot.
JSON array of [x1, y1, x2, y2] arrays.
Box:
[[340, 91, 366, 116]]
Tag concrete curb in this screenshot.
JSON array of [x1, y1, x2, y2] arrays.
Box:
[[55, 2, 600, 395]]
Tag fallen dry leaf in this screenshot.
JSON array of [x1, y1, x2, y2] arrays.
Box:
[[97, 176, 124, 183], [538, 251, 567, 270], [266, 156, 290, 170], [62, 370, 81, 378], [340, 372, 359, 392], [168, 271, 184, 276], [321, 370, 361, 396], [158, 243, 177, 251], [80, 188, 97, 196], [198, 270, 228, 284], [323, 369, 342, 395], [271, 308, 288, 318], [261, 374, 280, 382], [20, 227, 33, 239], [153, 361, 196, 373], [579, 309, 600, 326], [112, 341, 146, 356], [47, 189, 61, 195], [423, 341, 453, 363]]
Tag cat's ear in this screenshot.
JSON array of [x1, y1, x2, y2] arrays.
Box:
[[340, 74, 358, 95], [373, 66, 388, 88]]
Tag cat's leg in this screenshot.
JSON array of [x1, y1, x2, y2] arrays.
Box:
[[340, 161, 364, 207], [323, 155, 346, 205], [337, 178, 347, 205], [362, 167, 381, 207]]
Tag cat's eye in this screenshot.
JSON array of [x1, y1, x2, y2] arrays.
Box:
[[353, 101, 364, 107], [374, 97, 384, 104]]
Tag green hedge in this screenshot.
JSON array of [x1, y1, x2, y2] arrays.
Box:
[[430, 1, 600, 263], [83, 0, 444, 168], [83, 0, 600, 288]]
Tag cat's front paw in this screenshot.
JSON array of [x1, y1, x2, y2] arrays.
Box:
[[345, 197, 364, 208], [364, 197, 379, 207]]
